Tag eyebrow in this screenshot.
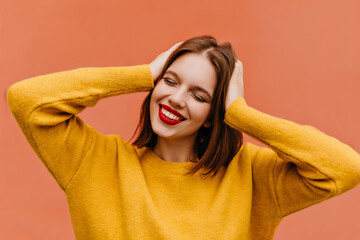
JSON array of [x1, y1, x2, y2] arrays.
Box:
[[164, 70, 213, 100]]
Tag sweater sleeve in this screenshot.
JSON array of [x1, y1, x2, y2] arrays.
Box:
[[224, 97, 360, 217], [7, 65, 154, 191]]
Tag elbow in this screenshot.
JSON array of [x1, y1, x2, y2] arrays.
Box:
[[346, 162, 360, 190], [346, 151, 360, 188], [334, 155, 360, 195], [7, 84, 19, 112], [6, 83, 24, 114]]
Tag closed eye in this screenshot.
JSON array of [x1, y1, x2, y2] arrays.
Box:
[[164, 77, 208, 103], [193, 93, 207, 102], [164, 78, 176, 85]]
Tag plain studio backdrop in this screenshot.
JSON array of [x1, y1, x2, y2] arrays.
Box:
[[1, 0, 359, 239]]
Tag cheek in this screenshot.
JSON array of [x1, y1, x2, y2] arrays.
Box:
[[150, 85, 163, 108], [149, 95, 159, 120], [151, 83, 168, 101], [149, 85, 167, 119], [189, 103, 211, 122]]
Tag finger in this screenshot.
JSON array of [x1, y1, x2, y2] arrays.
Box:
[[236, 60, 243, 68], [236, 60, 243, 73], [167, 41, 183, 52], [231, 61, 240, 76]]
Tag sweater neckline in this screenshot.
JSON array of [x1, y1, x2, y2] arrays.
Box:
[[145, 148, 198, 174]]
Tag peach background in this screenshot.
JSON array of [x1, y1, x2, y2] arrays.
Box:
[[1, 0, 360, 239]]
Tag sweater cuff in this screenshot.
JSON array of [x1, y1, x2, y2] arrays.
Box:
[[99, 64, 154, 93], [224, 97, 291, 142], [224, 97, 248, 132]]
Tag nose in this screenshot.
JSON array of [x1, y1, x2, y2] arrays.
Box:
[[168, 89, 186, 109]]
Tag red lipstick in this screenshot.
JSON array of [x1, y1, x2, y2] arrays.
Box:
[[158, 104, 186, 125], [160, 104, 186, 119]]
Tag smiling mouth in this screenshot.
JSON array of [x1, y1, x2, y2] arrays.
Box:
[[160, 106, 185, 120], [158, 105, 186, 125], [160, 104, 186, 119]]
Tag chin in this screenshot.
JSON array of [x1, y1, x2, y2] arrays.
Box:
[[151, 124, 176, 139]]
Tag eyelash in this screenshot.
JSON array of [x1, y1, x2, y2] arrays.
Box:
[[193, 93, 206, 102], [164, 78, 176, 85], [163, 78, 207, 103]]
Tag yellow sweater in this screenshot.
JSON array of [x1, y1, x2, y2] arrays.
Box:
[[7, 65, 360, 239]]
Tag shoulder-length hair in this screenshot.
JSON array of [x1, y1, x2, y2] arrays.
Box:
[[132, 35, 243, 178]]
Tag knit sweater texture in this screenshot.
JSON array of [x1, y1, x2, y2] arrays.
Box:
[[7, 64, 360, 240]]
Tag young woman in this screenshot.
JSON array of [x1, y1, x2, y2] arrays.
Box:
[[7, 36, 360, 239]]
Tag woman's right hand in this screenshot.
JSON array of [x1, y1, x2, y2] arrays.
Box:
[[149, 42, 183, 81]]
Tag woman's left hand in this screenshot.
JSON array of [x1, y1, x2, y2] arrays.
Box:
[[225, 59, 244, 111]]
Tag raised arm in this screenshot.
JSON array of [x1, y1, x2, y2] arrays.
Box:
[[224, 61, 360, 217], [7, 65, 154, 191], [225, 97, 360, 217]]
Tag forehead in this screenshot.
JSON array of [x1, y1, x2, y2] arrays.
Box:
[[166, 53, 217, 94]]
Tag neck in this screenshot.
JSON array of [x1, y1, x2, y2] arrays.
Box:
[[153, 135, 198, 163]]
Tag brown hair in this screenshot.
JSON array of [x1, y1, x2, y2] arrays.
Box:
[[132, 35, 243, 178]]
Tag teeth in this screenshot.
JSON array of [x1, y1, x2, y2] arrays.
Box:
[[161, 107, 182, 121]]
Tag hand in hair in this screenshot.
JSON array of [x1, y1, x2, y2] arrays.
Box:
[[225, 59, 244, 111], [149, 42, 183, 81]]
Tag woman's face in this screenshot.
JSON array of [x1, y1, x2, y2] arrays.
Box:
[[150, 52, 217, 141]]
